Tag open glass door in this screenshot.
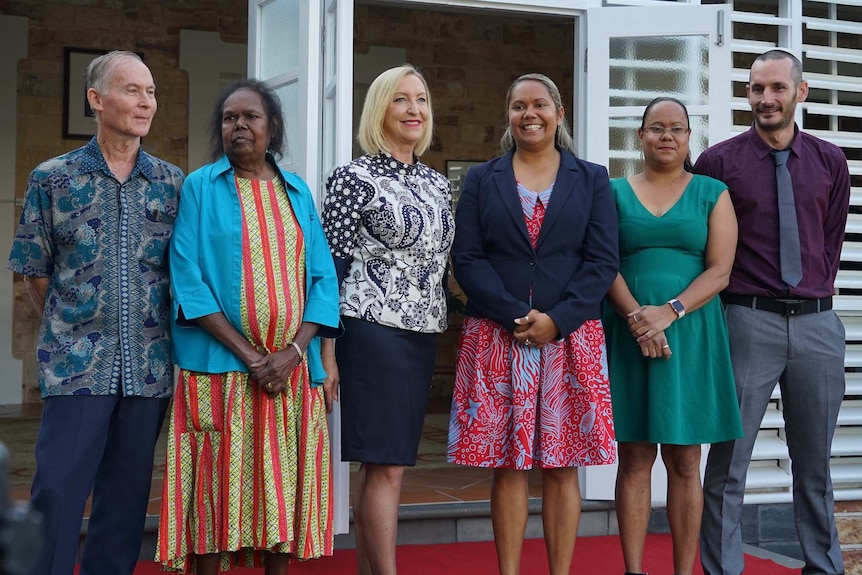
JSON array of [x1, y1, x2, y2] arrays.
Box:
[[249, 0, 352, 533], [248, 0, 320, 184], [582, 3, 731, 501]]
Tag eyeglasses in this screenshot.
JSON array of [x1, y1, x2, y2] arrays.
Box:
[[642, 126, 690, 136]]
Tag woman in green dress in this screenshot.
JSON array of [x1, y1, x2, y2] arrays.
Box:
[[603, 97, 743, 575]]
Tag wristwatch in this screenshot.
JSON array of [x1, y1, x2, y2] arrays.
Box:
[[667, 298, 686, 319]]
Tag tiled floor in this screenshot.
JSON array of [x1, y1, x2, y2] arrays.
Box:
[[1, 401, 542, 518], [390, 464, 542, 506]]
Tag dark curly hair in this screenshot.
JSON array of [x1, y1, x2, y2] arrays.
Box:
[[208, 79, 286, 163]]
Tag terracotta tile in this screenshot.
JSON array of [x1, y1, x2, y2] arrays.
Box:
[[836, 501, 862, 513], [400, 489, 464, 505], [448, 485, 493, 501], [0, 403, 41, 419], [424, 467, 491, 483], [8, 484, 30, 501], [842, 549, 862, 575], [148, 477, 164, 515], [836, 514, 862, 545]]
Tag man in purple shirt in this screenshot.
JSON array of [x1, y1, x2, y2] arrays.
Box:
[[695, 50, 849, 575]]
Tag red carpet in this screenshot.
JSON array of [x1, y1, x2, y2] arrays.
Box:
[[127, 534, 795, 574]]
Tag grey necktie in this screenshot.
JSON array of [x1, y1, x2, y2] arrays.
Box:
[[772, 149, 803, 287]]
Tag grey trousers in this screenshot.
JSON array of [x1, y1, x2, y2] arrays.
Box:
[[700, 304, 846, 575]]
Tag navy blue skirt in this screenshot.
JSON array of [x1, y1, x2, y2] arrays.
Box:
[[337, 316, 437, 465]]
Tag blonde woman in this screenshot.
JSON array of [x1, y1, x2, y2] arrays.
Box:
[[322, 65, 454, 575]]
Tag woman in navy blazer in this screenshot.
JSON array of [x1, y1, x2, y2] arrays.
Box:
[[448, 73, 619, 575]]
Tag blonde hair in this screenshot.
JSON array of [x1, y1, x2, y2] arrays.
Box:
[[358, 65, 434, 157], [500, 73, 576, 156]]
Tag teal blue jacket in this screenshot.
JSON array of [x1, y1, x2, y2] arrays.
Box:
[[169, 155, 340, 384]]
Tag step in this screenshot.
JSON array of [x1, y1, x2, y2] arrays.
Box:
[[336, 499, 618, 548], [133, 500, 618, 560]]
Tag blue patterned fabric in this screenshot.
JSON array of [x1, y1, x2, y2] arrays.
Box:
[[516, 181, 553, 219], [7, 138, 184, 397]]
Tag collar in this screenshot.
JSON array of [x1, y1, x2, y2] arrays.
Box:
[[746, 123, 802, 160], [208, 152, 285, 182], [79, 136, 154, 181], [372, 152, 421, 175]]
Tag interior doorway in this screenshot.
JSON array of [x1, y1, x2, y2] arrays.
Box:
[[351, 1, 577, 504]]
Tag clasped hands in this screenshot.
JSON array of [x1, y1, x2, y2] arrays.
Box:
[[513, 309, 559, 349], [248, 346, 303, 396], [626, 304, 676, 360]]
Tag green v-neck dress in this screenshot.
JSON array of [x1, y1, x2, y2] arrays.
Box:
[[603, 175, 742, 445]]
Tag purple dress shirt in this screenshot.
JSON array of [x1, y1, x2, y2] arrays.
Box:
[[693, 124, 850, 299]]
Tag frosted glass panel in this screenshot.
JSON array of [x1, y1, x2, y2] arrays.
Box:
[[688, 115, 709, 166], [608, 114, 709, 179], [608, 116, 641, 179], [261, 0, 300, 79], [609, 35, 709, 107], [275, 81, 299, 167]]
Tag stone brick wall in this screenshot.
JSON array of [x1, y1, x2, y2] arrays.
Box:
[[354, 4, 575, 177], [7, 0, 248, 183]]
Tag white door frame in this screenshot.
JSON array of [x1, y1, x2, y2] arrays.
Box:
[[320, 0, 354, 534]]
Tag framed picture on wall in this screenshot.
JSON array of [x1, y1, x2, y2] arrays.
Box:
[[63, 48, 107, 139]]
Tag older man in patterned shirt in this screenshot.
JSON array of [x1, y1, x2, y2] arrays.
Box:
[[7, 50, 183, 575]]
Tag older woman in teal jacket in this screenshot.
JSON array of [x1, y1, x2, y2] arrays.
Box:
[[167, 154, 338, 386], [157, 79, 340, 574]]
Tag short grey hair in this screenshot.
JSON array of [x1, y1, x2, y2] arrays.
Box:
[[86, 50, 144, 93], [752, 49, 804, 87]]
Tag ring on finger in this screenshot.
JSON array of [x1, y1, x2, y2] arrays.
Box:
[[662, 344, 670, 349]]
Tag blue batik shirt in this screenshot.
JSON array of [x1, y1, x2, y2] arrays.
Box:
[[7, 138, 184, 398]]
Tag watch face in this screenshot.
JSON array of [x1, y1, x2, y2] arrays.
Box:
[[670, 299, 685, 314]]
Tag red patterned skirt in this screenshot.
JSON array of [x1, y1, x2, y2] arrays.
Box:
[[447, 316, 616, 470]]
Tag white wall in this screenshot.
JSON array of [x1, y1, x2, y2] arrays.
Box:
[[179, 29, 247, 172], [0, 16, 28, 405]]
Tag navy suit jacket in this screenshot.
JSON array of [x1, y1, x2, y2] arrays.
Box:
[[452, 147, 619, 337]]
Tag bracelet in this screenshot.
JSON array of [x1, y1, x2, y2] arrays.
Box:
[[288, 341, 305, 364]]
